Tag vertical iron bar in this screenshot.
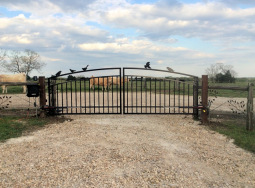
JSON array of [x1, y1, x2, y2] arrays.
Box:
[[150, 78, 152, 114], [48, 78, 51, 106], [66, 82, 68, 114], [164, 79, 165, 114], [56, 84, 59, 114], [174, 80, 176, 113], [84, 79, 86, 114], [155, 78, 157, 113], [159, 79, 161, 113], [183, 82, 185, 114], [169, 80, 170, 114], [124, 73, 129, 114], [131, 76, 133, 113], [103, 77, 105, 113], [94, 78, 96, 113], [61, 83, 63, 114], [136, 76, 138, 113], [188, 84, 190, 114], [141, 77, 143, 113], [178, 81, 180, 113], [70, 81, 73, 113], [123, 69, 125, 114], [145, 78, 147, 113], [89, 77, 91, 113], [75, 80, 77, 113], [98, 77, 100, 113], [80, 80, 81, 113], [120, 68, 122, 114], [112, 76, 113, 113], [108, 77, 109, 114], [117, 76, 118, 114]]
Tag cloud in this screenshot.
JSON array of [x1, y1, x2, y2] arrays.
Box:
[[0, 13, 109, 50], [100, 1, 255, 41], [0, 0, 254, 77]]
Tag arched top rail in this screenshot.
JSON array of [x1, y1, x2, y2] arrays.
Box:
[[123, 67, 198, 78]]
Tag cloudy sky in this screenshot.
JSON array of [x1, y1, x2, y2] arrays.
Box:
[[0, 0, 254, 77]]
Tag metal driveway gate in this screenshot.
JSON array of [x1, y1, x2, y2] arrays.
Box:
[[48, 67, 198, 116], [123, 68, 198, 115], [48, 68, 122, 115]]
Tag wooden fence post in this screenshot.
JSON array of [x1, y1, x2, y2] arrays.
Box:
[[201, 75, 208, 124], [246, 83, 254, 131], [39, 76, 46, 117]]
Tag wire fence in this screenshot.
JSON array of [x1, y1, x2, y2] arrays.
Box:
[[0, 92, 39, 116]]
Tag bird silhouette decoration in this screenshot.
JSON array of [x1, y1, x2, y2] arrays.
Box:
[[70, 69, 76, 73], [55, 71, 62, 77], [166, 67, 174, 72], [82, 65, 89, 71], [144, 62, 151, 69]]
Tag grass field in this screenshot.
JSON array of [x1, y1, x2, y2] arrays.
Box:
[[1, 77, 254, 98], [0, 116, 48, 142], [210, 119, 255, 154], [0, 115, 68, 142]]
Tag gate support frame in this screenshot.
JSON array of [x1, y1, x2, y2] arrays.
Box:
[[39, 76, 46, 117], [201, 75, 208, 124], [193, 77, 199, 119]]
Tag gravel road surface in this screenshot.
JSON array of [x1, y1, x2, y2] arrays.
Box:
[[0, 115, 255, 187]]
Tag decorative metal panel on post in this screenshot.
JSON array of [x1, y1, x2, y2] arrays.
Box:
[[246, 83, 254, 131]]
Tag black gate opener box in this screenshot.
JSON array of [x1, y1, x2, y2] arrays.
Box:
[[27, 84, 40, 97]]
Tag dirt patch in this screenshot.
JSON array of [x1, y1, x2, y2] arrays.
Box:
[[0, 115, 254, 187]]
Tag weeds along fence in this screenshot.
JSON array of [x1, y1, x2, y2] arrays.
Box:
[[0, 82, 40, 116], [200, 75, 254, 131]]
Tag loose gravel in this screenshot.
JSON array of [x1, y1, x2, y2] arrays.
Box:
[[0, 115, 255, 187]]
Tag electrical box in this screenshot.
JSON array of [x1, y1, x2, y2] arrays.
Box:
[[27, 84, 40, 97]]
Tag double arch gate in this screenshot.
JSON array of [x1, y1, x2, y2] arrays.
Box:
[[48, 67, 198, 116]]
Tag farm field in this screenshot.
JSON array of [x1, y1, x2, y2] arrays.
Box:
[[0, 115, 254, 187], [1, 91, 253, 114]]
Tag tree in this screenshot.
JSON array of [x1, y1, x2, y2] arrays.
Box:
[[215, 70, 235, 83], [206, 63, 237, 82], [67, 75, 76, 81], [1, 49, 45, 76]]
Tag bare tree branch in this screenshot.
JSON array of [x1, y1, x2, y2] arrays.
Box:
[[205, 63, 237, 82], [1, 49, 45, 76], [0, 49, 6, 64]]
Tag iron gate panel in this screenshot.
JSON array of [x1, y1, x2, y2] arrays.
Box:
[[123, 67, 198, 115], [48, 68, 122, 115]]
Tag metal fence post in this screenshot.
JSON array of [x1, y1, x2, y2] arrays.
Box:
[[39, 76, 46, 117], [201, 75, 208, 124], [246, 83, 254, 131], [193, 77, 199, 119]]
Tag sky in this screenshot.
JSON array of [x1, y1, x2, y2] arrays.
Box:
[[0, 0, 255, 77]]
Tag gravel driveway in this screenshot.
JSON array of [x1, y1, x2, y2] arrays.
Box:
[[1, 115, 255, 187]]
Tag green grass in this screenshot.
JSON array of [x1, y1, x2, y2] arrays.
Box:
[[0, 116, 48, 142], [206, 78, 255, 98], [210, 120, 255, 153], [0, 86, 25, 94]]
